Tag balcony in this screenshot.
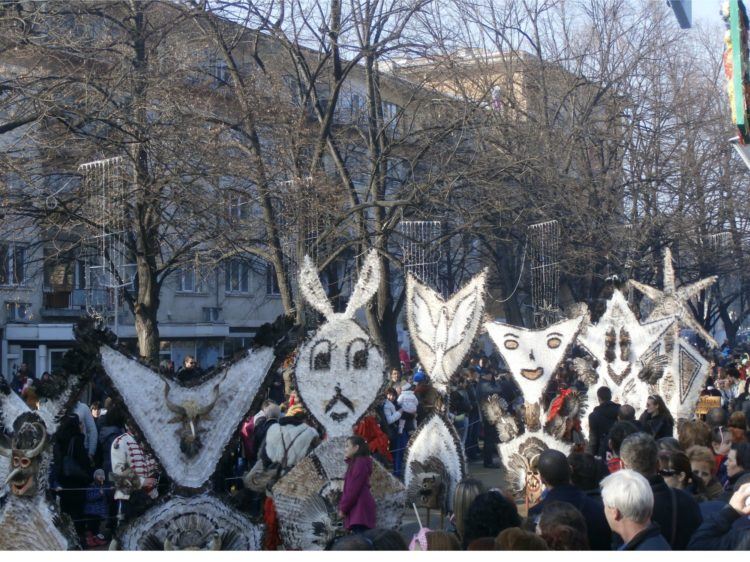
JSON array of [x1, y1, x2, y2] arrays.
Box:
[[41, 288, 123, 318], [40, 288, 86, 319]]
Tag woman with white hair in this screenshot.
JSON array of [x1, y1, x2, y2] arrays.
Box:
[[600, 469, 671, 550]]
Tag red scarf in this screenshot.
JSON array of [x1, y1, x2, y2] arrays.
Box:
[[354, 415, 393, 462], [548, 388, 573, 421]]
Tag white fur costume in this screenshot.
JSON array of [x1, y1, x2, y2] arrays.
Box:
[[629, 248, 714, 419], [100, 345, 274, 489], [272, 250, 404, 550], [577, 289, 673, 424]]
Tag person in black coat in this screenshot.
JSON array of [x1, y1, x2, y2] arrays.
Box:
[[477, 371, 513, 468], [462, 369, 481, 461], [176, 355, 203, 385], [638, 395, 674, 440], [53, 413, 93, 543], [620, 432, 702, 550], [688, 482, 750, 549], [528, 449, 612, 550], [588, 386, 620, 459]]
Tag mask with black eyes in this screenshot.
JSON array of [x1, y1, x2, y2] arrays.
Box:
[[578, 290, 672, 388], [485, 317, 584, 404], [295, 250, 385, 438]]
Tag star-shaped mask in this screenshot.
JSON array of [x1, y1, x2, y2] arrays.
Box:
[[629, 247, 717, 347], [577, 289, 673, 390]]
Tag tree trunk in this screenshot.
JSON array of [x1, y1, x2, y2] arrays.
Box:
[[134, 257, 160, 362]]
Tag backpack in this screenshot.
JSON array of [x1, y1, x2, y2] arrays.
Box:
[[243, 427, 307, 493]]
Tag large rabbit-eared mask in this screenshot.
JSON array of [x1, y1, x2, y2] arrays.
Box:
[[295, 250, 385, 438]]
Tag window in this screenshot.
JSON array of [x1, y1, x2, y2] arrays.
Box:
[[224, 337, 249, 358], [20, 349, 37, 377], [350, 93, 368, 125], [202, 307, 222, 322], [176, 265, 206, 293], [227, 193, 250, 220], [382, 102, 401, 132], [43, 248, 74, 290], [266, 262, 281, 296], [225, 260, 250, 293], [205, 51, 230, 87], [0, 243, 26, 286], [351, 93, 364, 114], [159, 341, 172, 364], [49, 349, 69, 374], [75, 260, 87, 290], [5, 301, 32, 321], [282, 75, 301, 106], [177, 267, 195, 292]]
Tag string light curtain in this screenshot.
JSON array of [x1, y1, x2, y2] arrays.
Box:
[[78, 157, 132, 316], [399, 220, 441, 293], [529, 220, 560, 328]]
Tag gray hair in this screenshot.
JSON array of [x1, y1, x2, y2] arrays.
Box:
[[264, 403, 281, 419], [600, 469, 653, 525], [620, 432, 658, 476]]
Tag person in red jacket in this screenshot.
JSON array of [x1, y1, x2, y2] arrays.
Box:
[[338, 435, 377, 533]]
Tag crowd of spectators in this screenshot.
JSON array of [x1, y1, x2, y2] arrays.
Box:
[[6, 336, 750, 551]]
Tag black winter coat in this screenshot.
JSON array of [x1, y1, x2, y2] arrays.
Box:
[[639, 412, 674, 440], [647, 475, 702, 550], [528, 484, 612, 550], [621, 522, 671, 550], [687, 505, 750, 550], [588, 401, 620, 458]]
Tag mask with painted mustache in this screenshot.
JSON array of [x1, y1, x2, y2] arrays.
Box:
[[324, 385, 355, 422]]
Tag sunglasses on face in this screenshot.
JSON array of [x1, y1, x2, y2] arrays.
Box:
[[658, 469, 677, 477]]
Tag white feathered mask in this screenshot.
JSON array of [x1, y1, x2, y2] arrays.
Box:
[[406, 270, 487, 391], [485, 316, 584, 405], [295, 250, 385, 438]]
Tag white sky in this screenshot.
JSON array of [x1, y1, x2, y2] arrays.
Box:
[[692, 0, 723, 27]]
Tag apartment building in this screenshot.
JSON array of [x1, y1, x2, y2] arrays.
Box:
[[0, 4, 424, 379]]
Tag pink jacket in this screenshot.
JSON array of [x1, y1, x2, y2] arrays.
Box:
[[339, 456, 376, 530]]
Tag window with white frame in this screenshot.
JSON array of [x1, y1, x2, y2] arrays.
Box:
[[382, 101, 401, 132], [0, 243, 26, 286], [266, 262, 281, 296], [5, 301, 32, 321], [225, 259, 250, 294], [202, 307, 222, 322], [176, 265, 206, 293]]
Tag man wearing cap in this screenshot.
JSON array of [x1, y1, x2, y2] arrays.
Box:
[[413, 369, 441, 425]]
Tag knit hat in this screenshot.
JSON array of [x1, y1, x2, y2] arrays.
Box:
[[286, 404, 306, 418], [413, 371, 426, 383], [401, 382, 412, 392], [93, 469, 105, 480]]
